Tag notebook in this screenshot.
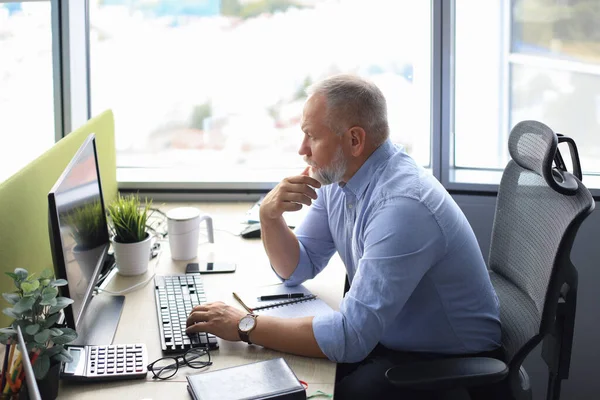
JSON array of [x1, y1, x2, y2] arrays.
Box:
[[233, 284, 333, 318], [186, 358, 305, 400]]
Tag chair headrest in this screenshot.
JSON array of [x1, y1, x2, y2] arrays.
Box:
[[508, 120, 580, 195]]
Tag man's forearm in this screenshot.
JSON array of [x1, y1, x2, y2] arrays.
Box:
[[260, 216, 300, 279], [249, 315, 326, 359]]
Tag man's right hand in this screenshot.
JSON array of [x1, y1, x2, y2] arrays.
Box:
[[260, 167, 322, 221]]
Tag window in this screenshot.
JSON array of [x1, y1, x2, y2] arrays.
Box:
[[0, 2, 55, 183], [453, 0, 600, 182], [89, 0, 432, 185]]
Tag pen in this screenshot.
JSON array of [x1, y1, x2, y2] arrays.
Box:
[[257, 293, 305, 301]]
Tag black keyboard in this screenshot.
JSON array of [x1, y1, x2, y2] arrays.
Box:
[[154, 274, 219, 353]]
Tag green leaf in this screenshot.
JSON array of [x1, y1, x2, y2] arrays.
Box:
[[43, 313, 60, 328], [48, 297, 74, 314], [50, 279, 68, 287], [44, 345, 63, 358], [40, 279, 51, 287], [0, 327, 16, 335], [34, 329, 52, 344], [53, 348, 73, 363], [49, 328, 62, 336], [26, 342, 39, 352], [14, 268, 29, 280], [41, 269, 53, 279], [21, 280, 40, 293], [25, 324, 40, 335], [41, 297, 58, 307], [0, 333, 11, 345], [13, 296, 35, 313], [2, 307, 21, 319], [42, 286, 59, 298], [2, 293, 20, 305], [51, 328, 77, 344], [32, 353, 50, 380], [5, 272, 18, 280]]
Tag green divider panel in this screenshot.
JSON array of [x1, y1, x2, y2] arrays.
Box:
[[0, 110, 117, 328]]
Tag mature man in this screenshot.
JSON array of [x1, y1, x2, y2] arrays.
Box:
[[186, 74, 501, 399]]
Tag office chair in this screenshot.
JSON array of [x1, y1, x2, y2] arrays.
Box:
[[385, 120, 595, 400]]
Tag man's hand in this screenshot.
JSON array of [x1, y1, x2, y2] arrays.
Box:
[[186, 302, 246, 342], [260, 167, 321, 221]]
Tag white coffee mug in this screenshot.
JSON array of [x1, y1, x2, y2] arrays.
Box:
[[166, 207, 214, 260]]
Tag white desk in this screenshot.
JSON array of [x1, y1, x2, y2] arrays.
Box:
[[58, 202, 345, 399]]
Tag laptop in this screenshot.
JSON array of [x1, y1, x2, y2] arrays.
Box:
[[16, 326, 41, 400]]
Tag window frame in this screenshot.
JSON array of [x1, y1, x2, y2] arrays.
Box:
[[54, 0, 600, 199]]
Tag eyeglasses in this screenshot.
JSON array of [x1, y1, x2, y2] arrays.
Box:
[[147, 347, 212, 380]]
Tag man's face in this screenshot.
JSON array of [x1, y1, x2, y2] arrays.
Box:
[[298, 94, 348, 185]]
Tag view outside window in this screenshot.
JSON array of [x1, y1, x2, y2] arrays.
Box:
[[454, 0, 600, 174], [89, 0, 432, 182], [0, 2, 55, 183]]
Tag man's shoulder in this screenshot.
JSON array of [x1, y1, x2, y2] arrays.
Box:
[[369, 152, 426, 202]]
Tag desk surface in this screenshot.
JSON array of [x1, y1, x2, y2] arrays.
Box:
[[58, 202, 345, 399]]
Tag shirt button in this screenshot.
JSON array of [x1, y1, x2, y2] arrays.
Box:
[[348, 204, 353, 209]]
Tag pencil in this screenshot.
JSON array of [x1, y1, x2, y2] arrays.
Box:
[[3, 341, 16, 394], [1, 341, 10, 393], [10, 352, 22, 386], [232, 292, 253, 313]]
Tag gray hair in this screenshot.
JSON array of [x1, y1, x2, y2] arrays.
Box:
[[306, 74, 389, 145]]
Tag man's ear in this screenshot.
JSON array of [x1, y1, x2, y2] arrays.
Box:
[[347, 126, 367, 157]]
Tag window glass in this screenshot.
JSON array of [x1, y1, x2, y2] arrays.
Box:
[[0, 2, 55, 183], [90, 0, 432, 182], [454, 0, 600, 176]]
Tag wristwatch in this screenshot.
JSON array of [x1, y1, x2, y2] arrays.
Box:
[[238, 314, 258, 344]]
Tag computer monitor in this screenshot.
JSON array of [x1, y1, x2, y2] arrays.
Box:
[[47, 134, 124, 345]]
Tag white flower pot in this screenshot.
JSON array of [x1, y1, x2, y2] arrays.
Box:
[[111, 233, 152, 276]]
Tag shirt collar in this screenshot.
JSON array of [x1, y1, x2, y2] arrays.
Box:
[[341, 139, 396, 198]]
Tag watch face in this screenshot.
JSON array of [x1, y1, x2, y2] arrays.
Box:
[[238, 315, 256, 332]]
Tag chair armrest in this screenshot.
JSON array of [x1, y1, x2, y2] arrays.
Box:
[[385, 357, 508, 391]]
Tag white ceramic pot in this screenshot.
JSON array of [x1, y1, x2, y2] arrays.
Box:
[[111, 233, 152, 276]]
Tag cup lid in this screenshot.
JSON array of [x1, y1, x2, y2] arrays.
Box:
[[166, 207, 201, 221]]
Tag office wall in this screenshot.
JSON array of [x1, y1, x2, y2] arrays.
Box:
[[454, 194, 600, 400], [0, 110, 117, 328]]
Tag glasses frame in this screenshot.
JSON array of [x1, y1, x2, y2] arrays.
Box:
[[147, 347, 212, 380]]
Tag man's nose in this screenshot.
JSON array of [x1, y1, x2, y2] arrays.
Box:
[[298, 138, 310, 156]]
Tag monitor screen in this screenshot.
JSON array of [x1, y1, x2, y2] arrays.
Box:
[[48, 134, 109, 330]]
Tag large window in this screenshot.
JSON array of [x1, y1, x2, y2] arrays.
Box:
[[0, 2, 55, 183], [89, 0, 432, 184], [453, 0, 600, 179]]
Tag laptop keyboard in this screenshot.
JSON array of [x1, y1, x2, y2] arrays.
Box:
[[154, 275, 219, 353]]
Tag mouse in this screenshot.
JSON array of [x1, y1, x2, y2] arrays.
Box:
[[240, 223, 261, 239]]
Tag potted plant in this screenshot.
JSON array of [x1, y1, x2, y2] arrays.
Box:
[[0, 268, 78, 400], [64, 200, 107, 282], [106, 193, 153, 276]]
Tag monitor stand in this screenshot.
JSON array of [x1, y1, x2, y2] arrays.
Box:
[[71, 294, 125, 345]]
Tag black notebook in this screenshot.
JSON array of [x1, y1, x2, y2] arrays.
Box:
[[186, 358, 306, 400]]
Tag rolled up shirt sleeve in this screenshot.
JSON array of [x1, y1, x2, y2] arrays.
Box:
[[312, 197, 446, 363], [273, 188, 337, 287]]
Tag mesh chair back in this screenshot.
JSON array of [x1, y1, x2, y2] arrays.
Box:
[[488, 121, 594, 363]]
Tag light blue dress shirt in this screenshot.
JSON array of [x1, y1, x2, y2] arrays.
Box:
[[282, 139, 501, 363]]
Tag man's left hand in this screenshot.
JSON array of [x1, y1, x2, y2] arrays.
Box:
[[186, 301, 246, 342]]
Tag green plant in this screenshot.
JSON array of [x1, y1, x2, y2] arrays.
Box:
[[107, 193, 152, 243], [64, 200, 106, 249], [0, 268, 77, 379]]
